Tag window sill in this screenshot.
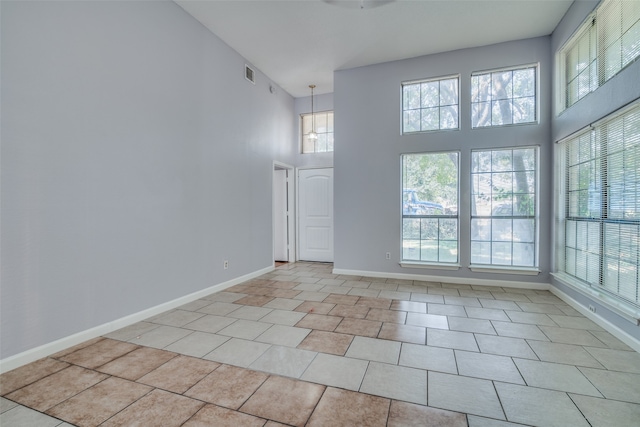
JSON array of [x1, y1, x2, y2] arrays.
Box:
[[469, 265, 540, 275], [551, 272, 640, 325], [400, 262, 460, 271]]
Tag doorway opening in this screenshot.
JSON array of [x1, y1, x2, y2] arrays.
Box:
[[273, 162, 295, 264]]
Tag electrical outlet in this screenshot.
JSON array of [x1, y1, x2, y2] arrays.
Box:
[[224, 260, 229, 270], [385, 252, 391, 260], [589, 305, 596, 313]]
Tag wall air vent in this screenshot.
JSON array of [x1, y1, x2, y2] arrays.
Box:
[[245, 65, 255, 84]]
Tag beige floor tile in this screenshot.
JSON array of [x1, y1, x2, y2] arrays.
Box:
[[585, 346, 640, 373], [427, 329, 478, 351], [447, 317, 496, 334], [570, 394, 640, 427], [307, 387, 390, 427], [100, 389, 204, 427], [378, 323, 426, 344], [388, 401, 467, 427], [428, 304, 467, 317], [182, 404, 267, 427], [390, 300, 426, 313], [46, 377, 152, 427], [356, 297, 392, 309], [97, 346, 176, 380], [300, 353, 369, 391], [239, 376, 325, 427], [6, 366, 108, 412], [406, 313, 449, 330], [255, 325, 311, 347], [149, 309, 206, 327], [366, 308, 407, 324], [138, 354, 220, 394], [455, 351, 524, 384], [360, 362, 427, 405], [294, 301, 336, 315], [203, 338, 271, 368], [428, 372, 504, 420], [0, 358, 70, 396], [579, 367, 640, 403], [185, 364, 268, 409], [495, 382, 589, 427], [58, 339, 138, 369], [234, 295, 275, 307], [474, 334, 537, 359], [346, 336, 401, 364], [295, 313, 342, 331], [399, 343, 457, 374], [323, 294, 360, 305], [163, 331, 230, 358], [514, 359, 601, 395], [527, 341, 604, 368], [539, 325, 608, 347], [248, 346, 316, 378], [491, 321, 548, 341], [297, 330, 354, 355], [0, 405, 64, 427], [328, 304, 370, 319], [335, 318, 382, 338]]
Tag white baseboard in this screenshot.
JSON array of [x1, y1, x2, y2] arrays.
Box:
[[332, 268, 550, 290], [550, 287, 640, 353], [0, 265, 274, 374]]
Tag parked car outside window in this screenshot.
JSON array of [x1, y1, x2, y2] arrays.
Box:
[[403, 189, 443, 215]]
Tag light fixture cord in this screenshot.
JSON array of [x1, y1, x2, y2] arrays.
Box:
[[311, 85, 316, 134]]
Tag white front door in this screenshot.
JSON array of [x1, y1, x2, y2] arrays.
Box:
[[298, 168, 333, 262]]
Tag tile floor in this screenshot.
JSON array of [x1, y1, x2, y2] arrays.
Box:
[[2, 262, 640, 426]]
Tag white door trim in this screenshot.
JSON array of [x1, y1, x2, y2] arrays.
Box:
[[273, 161, 296, 265]]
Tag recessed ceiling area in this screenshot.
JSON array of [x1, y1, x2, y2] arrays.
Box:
[[175, 0, 574, 98]]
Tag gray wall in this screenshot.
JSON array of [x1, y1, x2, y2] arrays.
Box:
[[293, 93, 334, 169], [334, 37, 553, 284], [1, 1, 296, 359], [550, 0, 640, 341]]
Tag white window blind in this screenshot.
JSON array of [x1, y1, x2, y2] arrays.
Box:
[[564, 20, 597, 108], [560, 0, 640, 111], [559, 103, 640, 309]]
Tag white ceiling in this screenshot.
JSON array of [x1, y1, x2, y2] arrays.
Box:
[[175, 0, 574, 98]]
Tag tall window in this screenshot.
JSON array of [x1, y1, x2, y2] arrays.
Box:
[[471, 65, 537, 128], [557, 103, 640, 310], [559, 0, 640, 111], [402, 76, 459, 133], [402, 152, 459, 264], [471, 147, 538, 268], [301, 111, 334, 153]]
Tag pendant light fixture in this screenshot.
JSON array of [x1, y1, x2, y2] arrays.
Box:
[[308, 84, 318, 142]]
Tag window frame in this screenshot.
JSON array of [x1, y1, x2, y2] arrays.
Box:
[[555, 101, 640, 318], [557, 0, 640, 113], [301, 110, 334, 154], [469, 146, 540, 272], [471, 63, 539, 129], [401, 74, 460, 134], [400, 151, 461, 269]]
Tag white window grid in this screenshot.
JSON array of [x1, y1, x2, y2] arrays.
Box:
[[471, 65, 538, 128], [401, 152, 460, 264], [470, 147, 539, 268], [402, 75, 459, 134], [301, 111, 334, 154]]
